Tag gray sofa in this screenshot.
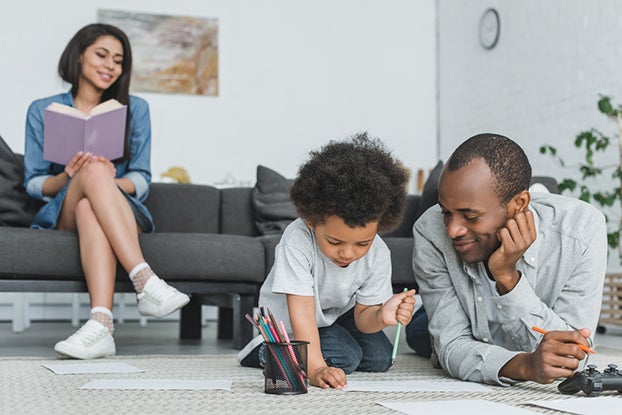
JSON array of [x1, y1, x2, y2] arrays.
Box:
[[0, 137, 420, 349]]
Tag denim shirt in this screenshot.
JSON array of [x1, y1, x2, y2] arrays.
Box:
[[413, 192, 607, 386], [23, 92, 153, 230]]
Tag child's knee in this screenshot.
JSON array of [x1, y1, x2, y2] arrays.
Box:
[[359, 348, 393, 372], [325, 344, 362, 374]]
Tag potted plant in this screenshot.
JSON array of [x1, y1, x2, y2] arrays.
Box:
[[540, 95, 622, 333], [540, 95, 622, 254]]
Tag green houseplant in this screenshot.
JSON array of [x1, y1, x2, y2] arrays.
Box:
[[540, 95, 622, 257], [540, 95, 622, 333]]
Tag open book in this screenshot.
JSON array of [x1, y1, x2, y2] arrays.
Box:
[[43, 99, 127, 165]]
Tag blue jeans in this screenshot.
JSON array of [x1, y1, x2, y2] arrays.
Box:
[[405, 306, 432, 358], [246, 307, 393, 374], [317, 307, 393, 374]]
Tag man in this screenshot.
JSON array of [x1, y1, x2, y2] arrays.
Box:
[[407, 133, 607, 385]]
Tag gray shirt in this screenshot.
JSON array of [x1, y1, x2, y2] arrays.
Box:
[[413, 193, 607, 385], [259, 218, 394, 333]]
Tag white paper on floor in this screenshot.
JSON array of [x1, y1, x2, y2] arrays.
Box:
[[527, 396, 622, 415], [344, 380, 492, 392], [42, 362, 144, 375], [377, 399, 540, 415], [80, 378, 232, 390]]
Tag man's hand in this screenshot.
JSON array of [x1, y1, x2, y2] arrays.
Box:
[[308, 365, 347, 389], [488, 210, 536, 294], [500, 328, 592, 383]]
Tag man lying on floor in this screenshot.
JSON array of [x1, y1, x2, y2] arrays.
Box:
[[406, 133, 606, 385]]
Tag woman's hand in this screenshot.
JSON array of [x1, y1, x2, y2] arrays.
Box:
[[64, 151, 94, 178], [94, 156, 117, 178]]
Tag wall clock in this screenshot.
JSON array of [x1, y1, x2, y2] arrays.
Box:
[[478, 8, 500, 50]]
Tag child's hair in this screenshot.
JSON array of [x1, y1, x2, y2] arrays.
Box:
[[290, 132, 410, 232]]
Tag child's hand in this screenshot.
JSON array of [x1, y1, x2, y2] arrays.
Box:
[[381, 289, 416, 326], [309, 366, 347, 389]]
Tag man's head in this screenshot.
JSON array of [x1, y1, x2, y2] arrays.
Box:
[[290, 132, 409, 266], [439, 134, 532, 263]]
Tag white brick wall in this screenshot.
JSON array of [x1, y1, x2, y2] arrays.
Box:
[[438, 0, 622, 176]]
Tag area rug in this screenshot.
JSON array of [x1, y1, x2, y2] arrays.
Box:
[[1, 348, 621, 414]]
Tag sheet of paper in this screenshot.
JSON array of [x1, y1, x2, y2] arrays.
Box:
[[80, 379, 232, 391], [42, 362, 143, 375], [527, 396, 622, 415], [378, 400, 540, 415], [344, 380, 492, 392]]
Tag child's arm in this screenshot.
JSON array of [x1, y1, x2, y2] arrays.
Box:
[[354, 289, 416, 333], [286, 294, 347, 389]]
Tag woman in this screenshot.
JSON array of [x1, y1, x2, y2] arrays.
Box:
[[24, 23, 189, 359]]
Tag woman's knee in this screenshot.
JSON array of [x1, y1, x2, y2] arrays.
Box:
[[74, 161, 114, 187]]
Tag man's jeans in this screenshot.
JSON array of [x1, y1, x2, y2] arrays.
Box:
[[405, 306, 432, 358]]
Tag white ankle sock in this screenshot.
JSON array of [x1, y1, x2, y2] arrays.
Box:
[[90, 306, 114, 333], [129, 262, 155, 293]]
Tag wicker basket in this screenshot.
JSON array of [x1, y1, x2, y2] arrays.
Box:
[[599, 273, 622, 328]]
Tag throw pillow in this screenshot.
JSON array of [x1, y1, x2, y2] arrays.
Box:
[[414, 160, 444, 220], [252, 165, 298, 235], [0, 135, 41, 227]]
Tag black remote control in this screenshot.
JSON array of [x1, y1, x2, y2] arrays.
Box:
[[558, 364, 622, 397]]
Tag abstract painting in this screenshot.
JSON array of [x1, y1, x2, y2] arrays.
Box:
[[98, 9, 219, 96]]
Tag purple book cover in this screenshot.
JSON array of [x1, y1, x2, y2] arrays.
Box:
[[43, 105, 127, 165]]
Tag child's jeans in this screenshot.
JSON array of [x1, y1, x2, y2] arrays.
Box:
[[317, 307, 393, 374], [246, 307, 393, 374]]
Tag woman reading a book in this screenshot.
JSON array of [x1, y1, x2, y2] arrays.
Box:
[[23, 23, 190, 359]]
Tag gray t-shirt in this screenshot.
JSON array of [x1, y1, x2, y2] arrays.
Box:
[[259, 218, 394, 333]]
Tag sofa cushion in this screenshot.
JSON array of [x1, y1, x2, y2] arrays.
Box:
[[139, 233, 266, 283], [251, 165, 297, 235], [146, 183, 220, 233], [413, 160, 443, 220], [0, 135, 42, 227], [384, 237, 417, 291], [0, 227, 83, 278], [220, 187, 257, 236]]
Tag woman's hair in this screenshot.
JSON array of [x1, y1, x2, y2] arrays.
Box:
[[58, 23, 133, 106], [290, 132, 410, 232], [58, 23, 133, 159]]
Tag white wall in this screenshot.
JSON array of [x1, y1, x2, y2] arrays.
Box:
[[0, 0, 437, 191], [0, 1, 436, 322], [438, 0, 622, 176], [438, 0, 622, 268]]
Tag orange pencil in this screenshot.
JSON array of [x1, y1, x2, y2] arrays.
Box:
[[531, 326, 596, 354]]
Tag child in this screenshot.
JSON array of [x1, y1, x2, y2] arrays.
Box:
[[239, 133, 416, 389]]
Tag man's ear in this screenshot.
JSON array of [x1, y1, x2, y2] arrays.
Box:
[[510, 190, 531, 215]]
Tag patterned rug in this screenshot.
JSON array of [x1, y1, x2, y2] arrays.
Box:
[[1, 348, 621, 414]]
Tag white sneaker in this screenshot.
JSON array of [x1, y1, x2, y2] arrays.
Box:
[[54, 319, 116, 359], [137, 275, 190, 318]]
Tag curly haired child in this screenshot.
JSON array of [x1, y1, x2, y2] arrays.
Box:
[[238, 132, 416, 389]]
